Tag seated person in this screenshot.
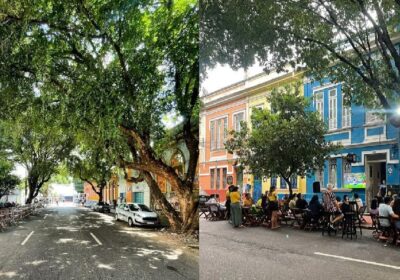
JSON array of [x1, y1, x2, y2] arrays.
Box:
[[336, 196, 342, 207], [243, 193, 253, 207], [378, 196, 399, 228], [295, 193, 308, 209], [353, 193, 363, 210], [369, 198, 379, 216], [392, 198, 400, 232], [205, 195, 218, 205], [288, 194, 297, 209], [340, 195, 352, 214], [307, 195, 323, 220], [256, 197, 262, 208], [301, 195, 323, 229]]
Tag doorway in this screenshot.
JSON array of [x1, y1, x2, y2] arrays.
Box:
[[365, 153, 386, 209]]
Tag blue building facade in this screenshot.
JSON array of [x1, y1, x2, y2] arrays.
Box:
[[304, 80, 400, 207]]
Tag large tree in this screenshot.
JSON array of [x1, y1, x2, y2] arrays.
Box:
[[201, 1, 400, 112], [0, 101, 74, 204], [0, 0, 199, 232], [0, 158, 20, 201], [225, 86, 339, 195], [67, 129, 121, 203], [68, 150, 115, 203]]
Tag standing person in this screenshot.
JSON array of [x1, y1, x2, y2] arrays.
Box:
[[379, 180, 387, 198], [261, 191, 269, 214], [322, 183, 344, 230], [225, 185, 234, 221], [230, 186, 243, 228], [268, 186, 280, 229]]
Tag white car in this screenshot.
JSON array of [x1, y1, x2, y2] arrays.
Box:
[[115, 203, 159, 227]]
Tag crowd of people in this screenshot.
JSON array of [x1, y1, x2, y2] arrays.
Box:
[[207, 183, 400, 238]]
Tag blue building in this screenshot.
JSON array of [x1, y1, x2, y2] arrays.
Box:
[[304, 80, 400, 207]]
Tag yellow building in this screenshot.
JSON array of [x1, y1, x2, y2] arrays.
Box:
[[243, 70, 306, 198]]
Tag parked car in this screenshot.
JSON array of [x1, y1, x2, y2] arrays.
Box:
[[84, 201, 96, 208], [92, 202, 111, 213], [115, 203, 159, 227]]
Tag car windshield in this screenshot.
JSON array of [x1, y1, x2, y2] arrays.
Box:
[[128, 204, 139, 211], [138, 204, 152, 212]]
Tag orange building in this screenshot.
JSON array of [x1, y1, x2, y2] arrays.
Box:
[[83, 174, 119, 206], [199, 82, 248, 201]]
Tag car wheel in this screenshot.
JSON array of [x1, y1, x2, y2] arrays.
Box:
[[128, 218, 134, 227]]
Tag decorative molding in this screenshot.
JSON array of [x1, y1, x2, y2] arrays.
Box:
[[312, 82, 340, 92], [364, 124, 386, 142], [204, 100, 247, 116], [352, 149, 399, 166]]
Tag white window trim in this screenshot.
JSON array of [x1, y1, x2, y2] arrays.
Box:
[[251, 104, 264, 113], [313, 90, 324, 121], [352, 149, 399, 166], [328, 88, 337, 130], [209, 115, 229, 151], [342, 94, 351, 128], [232, 110, 246, 132], [328, 159, 337, 187], [209, 166, 233, 175], [365, 109, 386, 125]]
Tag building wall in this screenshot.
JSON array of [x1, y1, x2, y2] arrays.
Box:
[[84, 182, 99, 202], [245, 72, 306, 201], [304, 79, 400, 203], [199, 96, 247, 201], [199, 70, 308, 202]]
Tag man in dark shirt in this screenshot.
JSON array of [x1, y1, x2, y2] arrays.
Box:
[[295, 193, 308, 209]]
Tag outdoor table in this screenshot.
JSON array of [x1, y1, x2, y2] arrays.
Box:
[[342, 211, 358, 240]]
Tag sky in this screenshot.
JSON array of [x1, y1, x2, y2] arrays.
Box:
[[12, 164, 27, 179], [201, 63, 265, 94]]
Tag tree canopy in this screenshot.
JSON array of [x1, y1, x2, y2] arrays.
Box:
[[0, 158, 20, 200], [225, 85, 339, 195], [201, 0, 400, 111], [0, 0, 199, 232], [0, 99, 74, 203]]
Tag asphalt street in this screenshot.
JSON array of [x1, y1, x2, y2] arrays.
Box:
[[200, 218, 400, 280], [0, 205, 198, 280]]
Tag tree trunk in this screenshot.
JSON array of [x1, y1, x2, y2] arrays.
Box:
[[120, 126, 199, 233], [97, 186, 104, 203], [25, 185, 35, 204], [141, 170, 199, 233], [283, 176, 293, 196], [143, 171, 183, 231], [179, 189, 199, 233]]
